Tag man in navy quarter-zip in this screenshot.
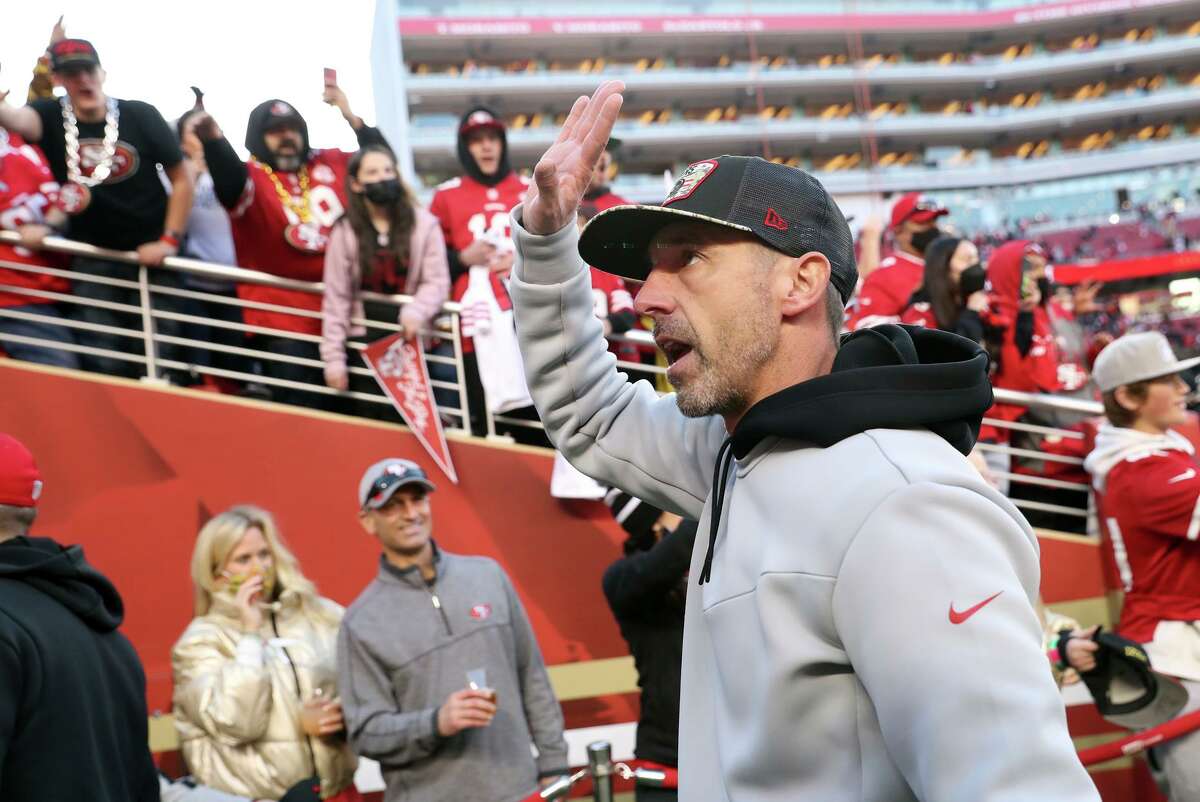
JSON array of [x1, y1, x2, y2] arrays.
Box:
[[337, 458, 567, 802]]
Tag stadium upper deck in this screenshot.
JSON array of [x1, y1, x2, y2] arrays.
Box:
[[372, 0, 1200, 228]]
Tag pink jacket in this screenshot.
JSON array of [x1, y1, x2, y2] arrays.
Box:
[[321, 208, 450, 370]]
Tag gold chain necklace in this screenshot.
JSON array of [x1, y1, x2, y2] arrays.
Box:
[[253, 158, 313, 224]]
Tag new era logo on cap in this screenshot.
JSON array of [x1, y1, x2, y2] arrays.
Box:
[[763, 208, 788, 231]]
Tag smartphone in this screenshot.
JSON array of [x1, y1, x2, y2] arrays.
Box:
[[323, 67, 338, 88]]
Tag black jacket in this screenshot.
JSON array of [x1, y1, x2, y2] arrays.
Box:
[[0, 536, 159, 802], [601, 520, 697, 767]]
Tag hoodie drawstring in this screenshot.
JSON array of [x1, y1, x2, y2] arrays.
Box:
[[699, 438, 735, 585]]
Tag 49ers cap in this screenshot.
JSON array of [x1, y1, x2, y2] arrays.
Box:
[[578, 155, 858, 304]]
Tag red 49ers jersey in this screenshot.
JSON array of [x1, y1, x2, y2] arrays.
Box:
[[1094, 447, 1200, 643], [429, 172, 529, 256], [0, 134, 67, 307], [589, 268, 633, 320], [229, 149, 351, 334]]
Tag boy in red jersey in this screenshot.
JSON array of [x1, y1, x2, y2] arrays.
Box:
[[429, 107, 529, 284], [191, 87, 388, 406], [1085, 331, 1200, 800]]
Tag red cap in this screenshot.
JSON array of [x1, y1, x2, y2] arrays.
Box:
[[459, 109, 505, 136], [890, 192, 949, 229], [0, 434, 42, 508]]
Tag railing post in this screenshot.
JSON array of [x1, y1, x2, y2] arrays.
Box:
[[448, 309, 472, 434], [587, 741, 614, 802], [137, 264, 162, 382]]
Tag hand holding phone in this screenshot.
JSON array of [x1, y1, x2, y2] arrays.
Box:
[[324, 67, 338, 88]]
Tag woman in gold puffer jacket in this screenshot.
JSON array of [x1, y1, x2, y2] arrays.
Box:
[[171, 505, 359, 801]]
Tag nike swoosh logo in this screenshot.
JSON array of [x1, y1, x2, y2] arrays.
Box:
[[1169, 468, 1196, 484], [949, 591, 1003, 625]]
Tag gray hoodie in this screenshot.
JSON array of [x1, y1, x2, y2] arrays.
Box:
[[337, 548, 568, 802], [508, 210, 1100, 802]]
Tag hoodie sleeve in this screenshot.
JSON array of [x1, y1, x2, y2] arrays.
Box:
[[337, 616, 444, 768], [509, 207, 726, 520], [201, 136, 249, 211], [354, 124, 389, 151], [831, 480, 1100, 802], [171, 623, 274, 746], [501, 567, 569, 777]]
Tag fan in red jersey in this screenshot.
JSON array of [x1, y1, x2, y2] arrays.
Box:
[[0, 128, 78, 369], [191, 85, 388, 406], [581, 137, 629, 212], [429, 107, 529, 283], [846, 192, 950, 330]]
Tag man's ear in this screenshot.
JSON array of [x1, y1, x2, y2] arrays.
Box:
[[780, 251, 832, 320], [357, 511, 376, 536]]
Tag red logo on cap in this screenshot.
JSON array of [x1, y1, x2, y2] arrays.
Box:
[[763, 208, 788, 231]]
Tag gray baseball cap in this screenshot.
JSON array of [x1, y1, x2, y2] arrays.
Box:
[[1092, 332, 1200, 393], [358, 458, 436, 510]]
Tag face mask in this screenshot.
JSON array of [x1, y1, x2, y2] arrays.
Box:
[[958, 263, 986, 297], [363, 178, 402, 205], [1037, 277, 1052, 302], [910, 227, 942, 256]]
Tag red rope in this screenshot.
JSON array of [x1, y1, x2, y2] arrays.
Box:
[[1078, 708, 1200, 766]]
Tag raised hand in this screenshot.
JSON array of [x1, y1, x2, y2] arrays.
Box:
[[523, 81, 624, 236]]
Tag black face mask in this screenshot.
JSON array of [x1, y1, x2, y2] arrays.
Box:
[[362, 178, 402, 205], [959, 263, 986, 297], [1037, 277, 1052, 303], [910, 227, 943, 256]]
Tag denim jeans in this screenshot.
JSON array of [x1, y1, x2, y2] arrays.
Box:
[[0, 303, 81, 369]]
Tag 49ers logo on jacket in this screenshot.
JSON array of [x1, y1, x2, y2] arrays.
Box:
[[75, 139, 138, 184], [469, 603, 492, 621]]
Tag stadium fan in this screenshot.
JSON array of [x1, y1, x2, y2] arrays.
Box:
[[0, 433, 159, 802], [846, 192, 948, 330], [897, 235, 990, 340], [577, 202, 640, 368], [153, 94, 247, 388], [978, 241, 1062, 494], [0, 38, 194, 378], [0, 128, 79, 369], [339, 459, 568, 800], [428, 107, 529, 283], [172, 505, 360, 802], [321, 144, 449, 410], [1085, 331, 1200, 800], [582, 136, 629, 211], [191, 83, 387, 406]]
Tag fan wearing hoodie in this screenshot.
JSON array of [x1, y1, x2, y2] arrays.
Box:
[[976, 240, 1062, 493], [189, 86, 388, 406], [1084, 332, 1200, 800], [0, 433, 159, 802], [510, 82, 1098, 802], [430, 107, 530, 284]]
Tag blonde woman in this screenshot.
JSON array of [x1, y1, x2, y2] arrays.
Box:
[[172, 506, 359, 801]]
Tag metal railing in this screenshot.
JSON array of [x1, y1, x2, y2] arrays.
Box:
[[1, 231, 1106, 525]]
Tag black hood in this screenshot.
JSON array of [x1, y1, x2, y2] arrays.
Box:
[[0, 536, 124, 631], [456, 106, 512, 187], [245, 98, 311, 169], [699, 324, 993, 583]]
